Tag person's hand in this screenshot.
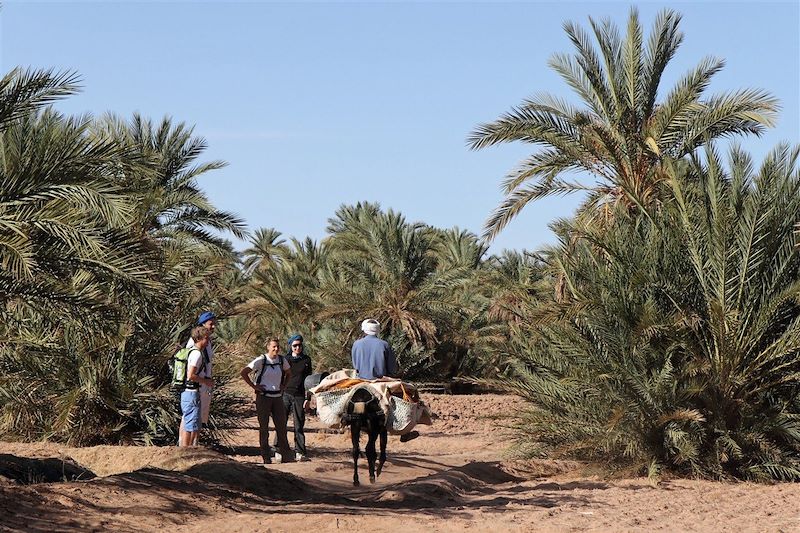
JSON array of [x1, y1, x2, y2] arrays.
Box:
[[303, 399, 311, 413]]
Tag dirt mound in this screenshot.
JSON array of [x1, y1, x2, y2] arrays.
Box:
[[457, 460, 524, 483], [90, 458, 323, 506], [498, 458, 583, 479], [0, 442, 320, 507], [0, 454, 95, 484], [369, 461, 521, 508], [69, 445, 221, 476], [181, 459, 319, 501], [0, 442, 225, 478]]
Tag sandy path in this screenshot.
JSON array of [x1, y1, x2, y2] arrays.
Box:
[[2, 394, 799, 532]]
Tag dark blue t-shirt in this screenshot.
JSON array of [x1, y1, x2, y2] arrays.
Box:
[[351, 335, 396, 380]]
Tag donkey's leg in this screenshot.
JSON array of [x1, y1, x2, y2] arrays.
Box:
[[350, 420, 361, 486], [365, 421, 378, 483], [376, 425, 388, 477]]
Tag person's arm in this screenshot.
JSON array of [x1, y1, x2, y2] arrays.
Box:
[[385, 344, 398, 377], [240, 365, 260, 393], [281, 364, 292, 392], [303, 359, 313, 410], [189, 363, 212, 388]]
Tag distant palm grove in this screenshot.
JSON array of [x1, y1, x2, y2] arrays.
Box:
[[2, 8, 800, 481]]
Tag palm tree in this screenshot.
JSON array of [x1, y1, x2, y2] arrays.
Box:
[[94, 113, 248, 253], [0, 67, 250, 445], [321, 204, 467, 351], [429, 227, 488, 271], [242, 227, 289, 276], [468, 8, 778, 240], [0, 67, 148, 316], [325, 201, 382, 235], [483, 250, 547, 325], [0, 109, 158, 319], [0, 67, 80, 131], [502, 143, 800, 480], [239, 237, 327, 345]]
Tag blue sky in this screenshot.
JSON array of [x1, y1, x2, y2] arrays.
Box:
[[2, 1, 798, 254]]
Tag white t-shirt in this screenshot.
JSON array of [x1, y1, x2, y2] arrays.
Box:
[[247, 354, 290, 396], [186, 337, 212, 378], [186, 348, 204, 385]]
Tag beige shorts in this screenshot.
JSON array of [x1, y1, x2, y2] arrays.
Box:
[[200, 385, 212, 424]]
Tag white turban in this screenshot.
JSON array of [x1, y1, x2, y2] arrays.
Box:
[[361, 319, 380, 336]]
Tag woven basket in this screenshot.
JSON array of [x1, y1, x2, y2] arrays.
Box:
[[315, 389, 352, 427], [388, 396, 420, 434]]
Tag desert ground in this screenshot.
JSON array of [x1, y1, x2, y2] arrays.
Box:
[[1, 393, 799, 532]]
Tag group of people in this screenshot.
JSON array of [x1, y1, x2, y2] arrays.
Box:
[[176, 313, 404, 465], [239, 334, 313, 463]]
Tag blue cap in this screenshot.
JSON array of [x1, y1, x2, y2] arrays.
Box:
[[198, 311, 216, 325]]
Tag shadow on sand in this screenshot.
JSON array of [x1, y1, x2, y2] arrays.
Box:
[[0, 450, 612, 532]]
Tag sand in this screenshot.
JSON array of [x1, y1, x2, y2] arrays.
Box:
[[1, 393, 799, 532]]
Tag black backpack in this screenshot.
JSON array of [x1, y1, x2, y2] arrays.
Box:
[[256, 354, 285, 387]]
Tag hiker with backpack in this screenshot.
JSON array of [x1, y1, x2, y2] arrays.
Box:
[[187, 311, 217, 428], [175, 311, 216, 446], [178, 327, 214, 447], [240, 337, 294, 464]]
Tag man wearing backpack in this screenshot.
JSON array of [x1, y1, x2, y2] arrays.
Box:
[[179, 327, 214, 447], [187, 311, 217, 427], [240, 337, 294, 464], [177, 311, 216, 446]]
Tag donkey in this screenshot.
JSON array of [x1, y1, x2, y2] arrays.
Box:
[[344, 386, 388, 486]]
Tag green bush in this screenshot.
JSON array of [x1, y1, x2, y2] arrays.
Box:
[[501, 146, 800, 480]]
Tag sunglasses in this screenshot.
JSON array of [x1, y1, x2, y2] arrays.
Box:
[[292, 343, 303, 348]]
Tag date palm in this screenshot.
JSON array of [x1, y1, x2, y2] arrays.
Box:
[[0, 67, 248, 445], [429, 227, 488, 271], [503, 143, 800, 480], [0, 109, 157, 319], [321, 204, 468, 350], [469, 8, 778, 240], [95, 113, 247, 253], [242, 227, 289, 276], [483, 250, 547, 325], [0, 67, 79, 131], [239, 236, 327, 345]]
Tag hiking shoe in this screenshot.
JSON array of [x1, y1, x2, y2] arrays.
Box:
[[263, 457, 272, 465], [295, 453, 310, 462], [400, 430, 420, 443], [274, 452, 282, 463]]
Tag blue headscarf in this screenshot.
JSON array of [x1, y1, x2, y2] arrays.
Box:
[[287, 334, 304, 356]]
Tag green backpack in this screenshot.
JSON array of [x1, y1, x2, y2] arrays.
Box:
[[170, 347, 204, 391]]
